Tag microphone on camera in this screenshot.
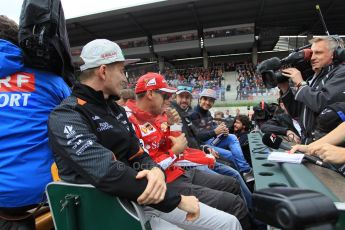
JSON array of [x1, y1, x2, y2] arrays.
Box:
[[262, 133, 332, 169], [257, 57, 282, 73]]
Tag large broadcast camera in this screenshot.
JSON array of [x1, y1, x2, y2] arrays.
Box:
[[257, 41, 345, 89], [256, 46, 313, 89]]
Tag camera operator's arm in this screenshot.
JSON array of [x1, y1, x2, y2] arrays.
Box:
[[284, 66, 345, 113]]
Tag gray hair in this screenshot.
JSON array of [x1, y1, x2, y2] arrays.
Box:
[[309, 36, 344, 53]]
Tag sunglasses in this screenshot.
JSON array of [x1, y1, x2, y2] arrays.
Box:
[[155, 90, 172, 100], [177, 85, 193, 92]]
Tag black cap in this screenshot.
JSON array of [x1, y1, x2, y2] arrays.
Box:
[[316, 102, 345, 133]]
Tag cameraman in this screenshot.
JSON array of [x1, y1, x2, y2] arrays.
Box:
[[279, 36, 345, 144]]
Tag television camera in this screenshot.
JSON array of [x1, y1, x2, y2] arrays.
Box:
[[256, 47, 313, 89]]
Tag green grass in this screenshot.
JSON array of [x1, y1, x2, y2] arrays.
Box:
[[191, 98, 277, 108], [213, 102, 257, 107], [213, 100, 276, 107]]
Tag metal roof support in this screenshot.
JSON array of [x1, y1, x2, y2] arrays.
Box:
[[308, 0, 337, 35], [188, 2, 206, 64], [126, 13, 151, 38], [188, 2, 202, 31], [255, 0, 265, 24], [73, 22, 98, 38]]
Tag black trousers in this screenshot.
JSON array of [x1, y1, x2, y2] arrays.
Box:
[[168, 169, 251, 230], [0, 217, 35, 230], [0, 205, 36, 230]]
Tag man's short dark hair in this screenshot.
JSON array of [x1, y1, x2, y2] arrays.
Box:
[[235, 114, 251, 132], [0, 15, 19, 46]]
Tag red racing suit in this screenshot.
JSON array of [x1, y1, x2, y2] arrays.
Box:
[[125, 100, 215, 183]]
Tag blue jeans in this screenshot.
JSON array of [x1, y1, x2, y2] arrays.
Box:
[[191, 162, 252, 209], [206, 134, 251, 173]]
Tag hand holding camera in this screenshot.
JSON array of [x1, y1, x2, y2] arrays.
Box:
[[281, 68, 304, 86]]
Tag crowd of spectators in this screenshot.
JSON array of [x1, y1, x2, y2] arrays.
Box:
[[125, 61, 281, 101], [125, 61, 280, 102], [165, 66, 223, 88], [235, 63, 267, 100], [126, 64, 225, 97], [126, 65, 159, 88]]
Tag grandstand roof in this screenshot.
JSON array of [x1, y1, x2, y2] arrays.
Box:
[[66, 0, 345, 56]]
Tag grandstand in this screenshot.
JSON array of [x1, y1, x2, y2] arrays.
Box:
[[219, 70, 278, 106]]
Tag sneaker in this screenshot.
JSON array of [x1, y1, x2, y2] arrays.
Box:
[[243, 169, 255, 183]]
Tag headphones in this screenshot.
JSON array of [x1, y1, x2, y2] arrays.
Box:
[[329, 35, 345, 63]]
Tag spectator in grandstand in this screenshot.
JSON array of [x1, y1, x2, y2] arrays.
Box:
[[48, 40, 242, 230], [0, 15, 71, 229], [280, 36, 345, 144], [190, 89, 254, 182], [236, 84, 242, 100], [125, 73, 251, 229]]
